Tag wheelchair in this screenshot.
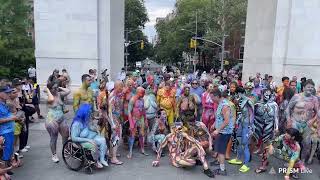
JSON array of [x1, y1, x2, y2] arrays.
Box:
[[62, 139, 96, 174]]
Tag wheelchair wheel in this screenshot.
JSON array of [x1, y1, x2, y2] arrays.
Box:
[[62, 140, 85, 171]]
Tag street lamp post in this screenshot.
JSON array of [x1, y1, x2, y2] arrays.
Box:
[[181, 11, 198, 73], [124, 28, 141, 73], [194, 11, 198, 73]]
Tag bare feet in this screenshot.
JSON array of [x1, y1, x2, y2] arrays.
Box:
[[127, 153, 132, 159]]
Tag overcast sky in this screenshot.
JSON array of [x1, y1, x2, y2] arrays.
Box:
[[143, 0, 176, 41]]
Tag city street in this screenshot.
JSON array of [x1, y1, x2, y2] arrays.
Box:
[[12, 105, 320, 180]]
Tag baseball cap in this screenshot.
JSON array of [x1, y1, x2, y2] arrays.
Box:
[[0, 86, 14, 93]]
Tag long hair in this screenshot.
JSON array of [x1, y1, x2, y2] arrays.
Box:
[[71, 104, 92, 128]]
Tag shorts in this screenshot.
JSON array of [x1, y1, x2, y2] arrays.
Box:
[[215, 133, 231, 154]]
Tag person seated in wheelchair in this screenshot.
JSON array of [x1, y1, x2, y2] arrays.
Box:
[[70, 104, 109, 168]]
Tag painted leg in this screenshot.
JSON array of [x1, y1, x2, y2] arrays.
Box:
[[45, 120, 59, 155], [307, 139, 317, 164], [58, 120, 69, 146], [127, 136, 134, 159], [94, 135, 108, 167], [139, 136, 148, 156]]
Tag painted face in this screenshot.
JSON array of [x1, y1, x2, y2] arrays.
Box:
[[126, 79, 134, 89], [283, 79, 289, 87], [290, 82, 297, 90], [137, 87, 145, 98], [114, 81, 123, 94], [208, 84, 214, 90], [263, 89, 272, 101], [230, 84, 237, 93], [84, 76, 92, 86], [304, 83, 314, 97], [181, 76, 187, 83], [184, 87, 190, 96], [147, 75, 154, 85], [160, 110, 167, 122]]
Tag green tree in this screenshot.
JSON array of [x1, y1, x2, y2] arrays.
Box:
[[155, 0, 247, 69], [0, 0, 35, 79], [125, 0, 153, 66]]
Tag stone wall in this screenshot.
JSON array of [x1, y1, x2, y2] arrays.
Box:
[[243, 0, 320, 86]]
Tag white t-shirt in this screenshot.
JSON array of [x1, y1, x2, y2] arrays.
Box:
[[28, 67, 36, 78]]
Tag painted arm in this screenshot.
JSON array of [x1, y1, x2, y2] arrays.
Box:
[[73, 91, 80, 112], [201, 93, 206, 108], [45, 88, 54, 104], [108, 96, 116, 129], [156, 89, 161, 106], [153, 133, 170, 165], [193, 95, 197, 117], [201, 122, 212, 150], [274, 103, 279, 131], [143, 100, 148, 128], [128, 97, 134, 129], [175, 97, 181, 118], [59, 87, 71, 97], [285, 95, 299, 126], [183, 132, 205, 154]]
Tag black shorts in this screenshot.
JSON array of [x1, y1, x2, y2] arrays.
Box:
[[215, 133, 232, 154]]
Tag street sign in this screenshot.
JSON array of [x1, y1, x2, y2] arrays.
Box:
[[136, 61, 142, 68]]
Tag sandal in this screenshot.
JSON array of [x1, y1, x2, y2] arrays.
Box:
[[111, 160, 123, 165], [255, 167, 267, 174]]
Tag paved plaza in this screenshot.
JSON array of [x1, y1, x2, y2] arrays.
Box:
[[13, 105, 320, 180]]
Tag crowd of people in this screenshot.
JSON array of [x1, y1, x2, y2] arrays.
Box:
[[1, 66, 320, 179]]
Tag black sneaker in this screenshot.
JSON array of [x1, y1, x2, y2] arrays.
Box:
[[213, 169, 227, 176], [7, 170, 14, 175], [203, 169, 215, 178]]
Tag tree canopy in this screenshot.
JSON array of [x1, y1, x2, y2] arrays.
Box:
[[155, 0, 247, 69], [0, 0, 34, 79], [125, 0, 153, 66]]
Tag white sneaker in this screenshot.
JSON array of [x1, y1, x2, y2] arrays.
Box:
[[96, 162, 103, 169], [18, 154, 24, 158], [25, 146, 31, 149], [52, 154, 59, 163], [20, 148, 28, 153]]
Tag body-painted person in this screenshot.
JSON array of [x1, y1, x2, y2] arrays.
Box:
[[201, 84, 217, 129], [190, 121, 212, 151], [285, 79, 320, 163], [73, 74, 94, 112], [71, 104, 109, 168], [228, 87, 254, 173], [148, 109, 168, 153], [176, 86, 197, 129], [152, 120, 215, 178], [157, 80, 176, 126], [127, 87, 148, 159], [269, 128, 304, 180], [108, 81, 125, 165], [44, 82, 70, 163], [143, 82, 158, 131], [254, 88, 279, 173]]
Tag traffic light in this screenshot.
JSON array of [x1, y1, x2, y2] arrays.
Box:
[[140, 40, 144, 50], [190, 39, 197, 49]]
